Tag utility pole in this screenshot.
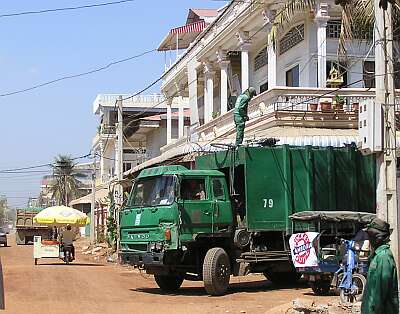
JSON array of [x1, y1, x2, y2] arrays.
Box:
[[90, 153, 96, 244], [374, 0, 398, 266], [115, 95, 124, 253]]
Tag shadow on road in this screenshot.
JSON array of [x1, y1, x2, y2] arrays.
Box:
[[133, 279, 309, 297], [36, 262, 104, 267]]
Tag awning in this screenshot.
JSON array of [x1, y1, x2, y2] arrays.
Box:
[[123, 130, 360, 178], [69, 188, 109, 206], [158, 21, 206, 51]]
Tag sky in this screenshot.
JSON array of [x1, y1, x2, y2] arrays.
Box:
[[0, 0, 225, 208]]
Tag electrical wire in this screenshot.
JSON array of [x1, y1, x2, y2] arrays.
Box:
[[0, 49, 156, 97], [0, 0, 136, 18], [0, 153, 90, 173]]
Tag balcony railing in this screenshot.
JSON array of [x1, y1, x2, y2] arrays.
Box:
[[100, 125, 116, 134], [162, 86, 400, 150]]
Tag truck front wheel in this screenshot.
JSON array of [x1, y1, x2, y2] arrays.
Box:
[[203, 247, 231, 296], [154, 275, 184, 292]]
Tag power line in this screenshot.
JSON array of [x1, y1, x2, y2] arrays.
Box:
[[0, 0, 136, 18], [0, 153, 90, 173], [0, 49, 156, 97]]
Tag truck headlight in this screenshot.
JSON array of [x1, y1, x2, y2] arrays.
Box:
[[148, 242, 164, 252]]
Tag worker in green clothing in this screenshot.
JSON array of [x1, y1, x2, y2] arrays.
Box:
[[233, 87, 257, 145], [361, 217, 399, 314]]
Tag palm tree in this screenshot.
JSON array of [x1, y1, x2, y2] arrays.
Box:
[[50, 155, 84, 206]]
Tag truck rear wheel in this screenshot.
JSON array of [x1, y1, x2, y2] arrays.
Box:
[[203, 247, 231, 296], [154, 275, 184, 292]]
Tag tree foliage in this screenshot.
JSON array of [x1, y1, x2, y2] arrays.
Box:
[[50, 155, 84, 206]]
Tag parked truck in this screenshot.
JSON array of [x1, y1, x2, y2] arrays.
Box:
[[16, 208, 51, 245], [120, 145, 376, 295]]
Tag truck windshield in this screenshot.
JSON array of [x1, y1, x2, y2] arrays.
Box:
[[128, 175, 176, 207]]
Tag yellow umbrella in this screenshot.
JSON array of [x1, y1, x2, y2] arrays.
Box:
[[33, 205, 90, 226]]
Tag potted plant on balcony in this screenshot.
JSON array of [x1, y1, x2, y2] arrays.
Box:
[[309, 103, 318, 111], [333, 95, 345, 112], [320, 97, 332, 112], [212, 111, 220, 119]]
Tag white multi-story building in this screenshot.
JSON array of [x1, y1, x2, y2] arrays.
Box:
[[91, 94, 190, 185], [123, 1, 399, 177]]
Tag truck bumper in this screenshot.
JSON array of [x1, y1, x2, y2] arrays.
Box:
[[121, 251, 164, 266]]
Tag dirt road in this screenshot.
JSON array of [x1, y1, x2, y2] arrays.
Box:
[[1, 235, 336, 314]]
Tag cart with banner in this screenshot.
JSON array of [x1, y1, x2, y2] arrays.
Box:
[[289, 211, 375, 296]]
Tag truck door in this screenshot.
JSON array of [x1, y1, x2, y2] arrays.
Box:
[[179, 177, 215, 238], [211, 177, 233, 231]]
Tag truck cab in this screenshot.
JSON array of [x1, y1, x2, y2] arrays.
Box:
[[120, 165, 234, 295]]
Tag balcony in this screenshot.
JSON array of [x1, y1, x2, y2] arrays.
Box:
[[162, 87, 400, 150], [92, 124, 117, 148]]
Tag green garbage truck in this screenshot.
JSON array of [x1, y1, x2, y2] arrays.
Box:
[[120, 145, 376, 295]]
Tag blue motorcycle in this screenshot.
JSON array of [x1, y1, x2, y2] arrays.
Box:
[[334, 239, 368, 303]]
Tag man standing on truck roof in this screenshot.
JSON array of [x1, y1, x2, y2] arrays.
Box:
[[233, 87, 257, 145], [361, 217, 399, 314]]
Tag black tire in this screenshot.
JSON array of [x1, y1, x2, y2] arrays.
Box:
[[16, 233, 25, 245], [263, 270, 301, 285], [311, 280, 331, 296], [203, 247, 231, 296], [34, 258, 38, 265], [154, 275, 184, 292], [339, 273, 366, 303]]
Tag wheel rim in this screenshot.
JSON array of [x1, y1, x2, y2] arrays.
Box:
[[217, 259, 229, 282]]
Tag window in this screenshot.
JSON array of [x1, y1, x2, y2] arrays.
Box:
[[286, 65, 300, 87], [212, 178, 225, 200], [279, 24, 305, 55], [254, 47, 268, 71], [181, 178, 207, 201], [128, 175, 176, 207], [363, 61, 375, 88], [123, 162, 132, 172], [362, 61, 400, 89], [260, 81, 268, 93], [327, 20, 341, 39]]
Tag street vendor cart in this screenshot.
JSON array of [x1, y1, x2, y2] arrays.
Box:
[[289, 211, 375, 301], [33, 205, 90, 265]]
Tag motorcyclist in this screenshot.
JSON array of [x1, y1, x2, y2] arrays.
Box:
[[59, 224, 75, 260]]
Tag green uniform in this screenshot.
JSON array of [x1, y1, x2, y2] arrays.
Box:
[[361, 244, 399, 314], [233, 92, 251, 145]]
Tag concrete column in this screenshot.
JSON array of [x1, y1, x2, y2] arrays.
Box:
[[236, 30, 251, 92], [267, 44, 276, 89], [315, 3, 330, 88], [99, 142, 105, 183], [262, 9, 277, 89], [240, 46, 251, 91], [187, 59, 200, 128], [203, 62, 215, 123], [166, 100, 172, 144], [217, 49, 229, 115], [178, 97, 184, 138]]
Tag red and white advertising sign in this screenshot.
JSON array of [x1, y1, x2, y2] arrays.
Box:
[[289, 232, 319, 268]]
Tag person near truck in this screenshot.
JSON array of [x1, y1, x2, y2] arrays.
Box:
[[233, 87, 257, 145], [58, 225, 75, 260], [361, 217, 399, 314]]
